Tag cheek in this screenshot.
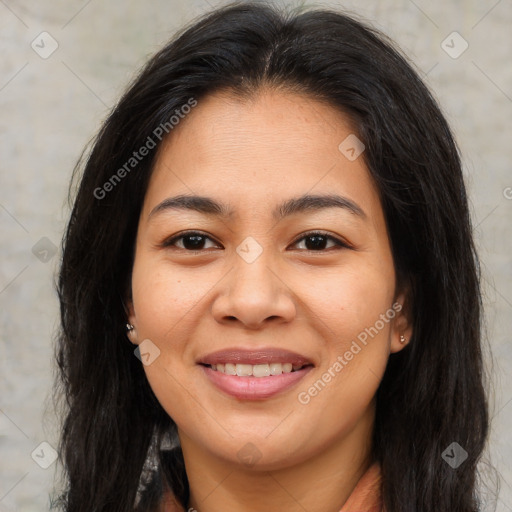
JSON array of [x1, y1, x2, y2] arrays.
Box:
[[130, 260, 205, 424], [131, 258, 211, 342], [306, 262, 395, 342], [299, 263, 393, 405]]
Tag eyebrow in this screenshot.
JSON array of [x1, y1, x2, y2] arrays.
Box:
[[148, 193, 367, 222]]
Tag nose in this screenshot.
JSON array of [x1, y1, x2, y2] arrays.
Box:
[[210, 251, 296, 330]]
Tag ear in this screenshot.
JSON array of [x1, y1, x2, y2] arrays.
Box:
[[124, 291, 139, 346], [390, 285, 413, 354]]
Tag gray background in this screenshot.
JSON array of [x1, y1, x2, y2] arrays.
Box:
[[0, 0, 510, 510]]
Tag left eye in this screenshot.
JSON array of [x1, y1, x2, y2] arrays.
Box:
[[292, 232, 348, 251], [161, 231, 348, 252]]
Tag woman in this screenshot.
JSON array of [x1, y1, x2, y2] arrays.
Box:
[[52, 2, 491, 511]]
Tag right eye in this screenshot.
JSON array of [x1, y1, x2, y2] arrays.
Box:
[[161, 231, 222, 252]]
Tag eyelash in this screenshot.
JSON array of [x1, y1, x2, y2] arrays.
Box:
[[160, 230, 351, 253]]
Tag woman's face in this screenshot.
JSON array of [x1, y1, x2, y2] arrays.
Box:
[[128, 88, 411, 470]]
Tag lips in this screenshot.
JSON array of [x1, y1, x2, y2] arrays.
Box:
[[198, 348, 313, 367], [198, 348, 314, 400]]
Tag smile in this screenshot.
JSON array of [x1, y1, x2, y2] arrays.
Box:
[[207, 362, 308, 377], [198, 348, 314, 400]]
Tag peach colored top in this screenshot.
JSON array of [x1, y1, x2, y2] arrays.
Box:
[[160, 462, 383, 511]]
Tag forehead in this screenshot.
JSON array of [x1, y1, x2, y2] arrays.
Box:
[[142, 87, 382, 225]]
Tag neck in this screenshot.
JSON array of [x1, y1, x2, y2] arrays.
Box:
[[179, 402, 375, 512]]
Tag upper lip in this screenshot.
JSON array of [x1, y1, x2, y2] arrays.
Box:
[[198, 348, 313, 367]]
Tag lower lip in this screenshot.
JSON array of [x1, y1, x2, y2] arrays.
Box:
[[201, 365, 313, 400]]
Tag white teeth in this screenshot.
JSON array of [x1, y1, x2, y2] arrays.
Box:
[[225, 363, 236, 375], [252, 364, 271, 377], [236, 364, 253, 377], [270, 363, 282, 375], [210, 362, 304, 376]]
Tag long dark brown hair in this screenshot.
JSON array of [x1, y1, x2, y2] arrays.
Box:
[[52, 2, 493, 511]]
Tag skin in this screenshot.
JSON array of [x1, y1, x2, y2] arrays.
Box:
[[127, 87, 413, 512]]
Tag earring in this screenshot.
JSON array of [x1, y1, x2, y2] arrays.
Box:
[[126, 323, 137, 344], [399, 334, 406, 344]]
